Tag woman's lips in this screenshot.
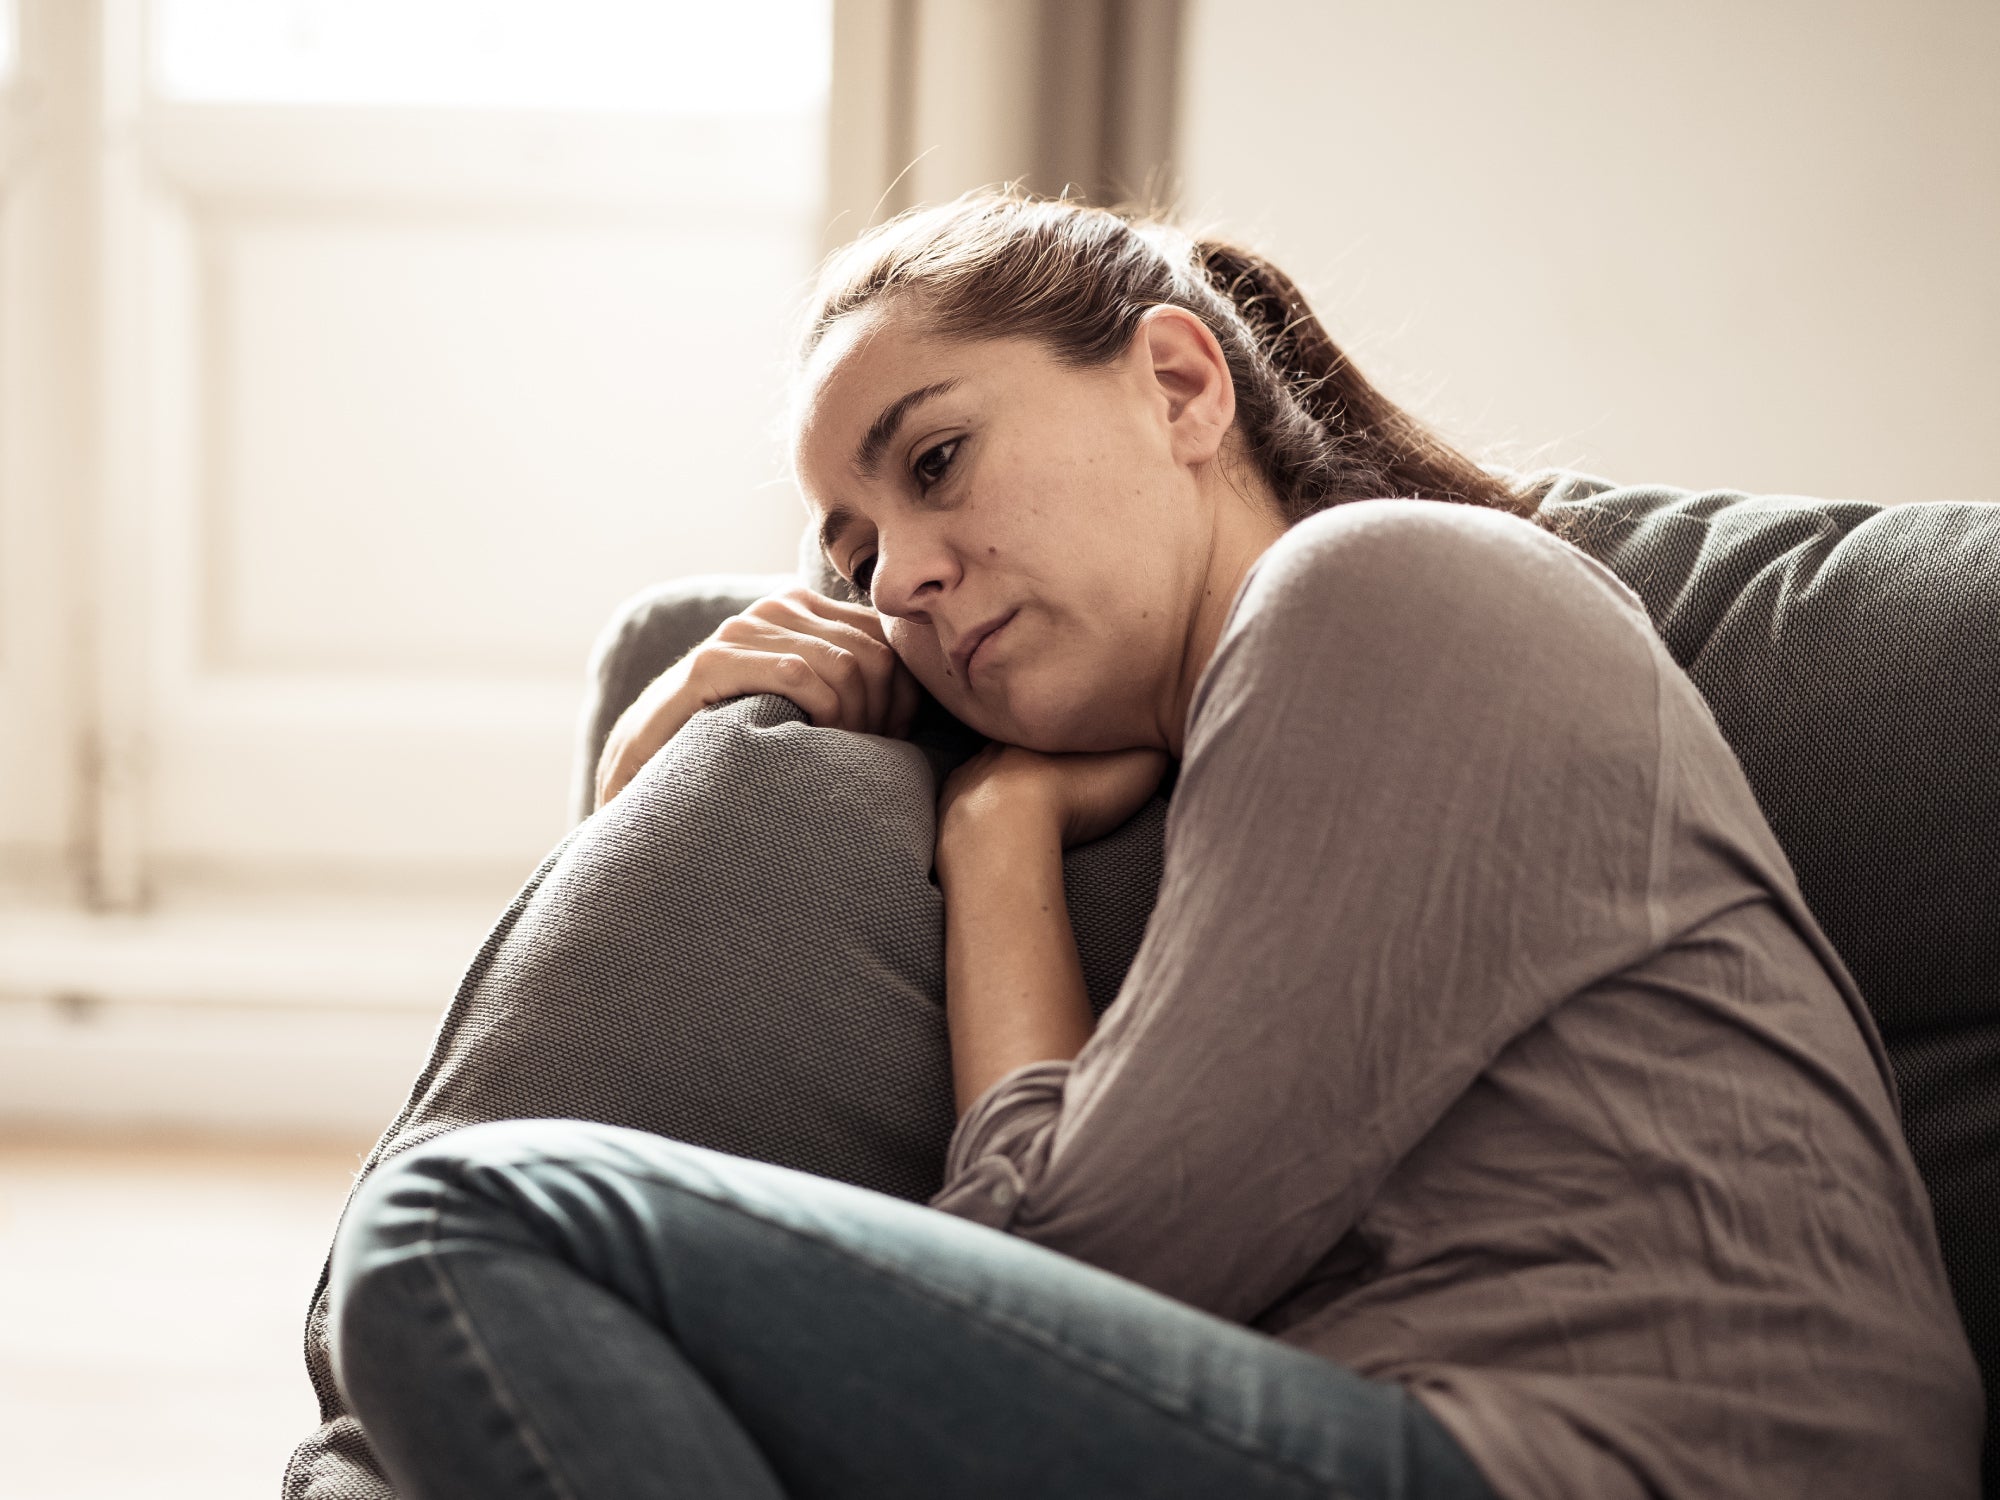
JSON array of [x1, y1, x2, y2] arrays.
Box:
[[965, 609, 1017, 688]]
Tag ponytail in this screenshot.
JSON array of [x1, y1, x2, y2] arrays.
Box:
[[1191, 237, 1530, 525]]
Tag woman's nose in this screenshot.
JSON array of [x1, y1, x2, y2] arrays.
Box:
[[869, 531, 959, 619]]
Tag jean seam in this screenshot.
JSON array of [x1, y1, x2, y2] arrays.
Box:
[[521, 1153, 1367, 1499], [419, 1196, 585, 1500]]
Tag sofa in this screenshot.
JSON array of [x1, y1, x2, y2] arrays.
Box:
[[288, 468, 1997, 1498]]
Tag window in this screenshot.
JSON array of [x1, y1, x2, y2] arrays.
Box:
[[23, 1, 841, 936], [150, 0, 831, 115], [0, 0, 845, 1140]]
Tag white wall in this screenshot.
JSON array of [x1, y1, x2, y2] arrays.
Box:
[[1177, 0, 2000, 502]]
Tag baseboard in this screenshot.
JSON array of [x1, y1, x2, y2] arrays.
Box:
[[0, 993, 440, 1142], [0, 898, 486, 1141]]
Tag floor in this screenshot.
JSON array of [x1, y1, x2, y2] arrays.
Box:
[[0, 1130, 373, 1500]]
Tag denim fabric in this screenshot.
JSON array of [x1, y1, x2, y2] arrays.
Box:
[[328, 1118, 1500, 1500]]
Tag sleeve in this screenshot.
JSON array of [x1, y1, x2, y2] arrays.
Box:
[[924, 499, 1670, 1325]]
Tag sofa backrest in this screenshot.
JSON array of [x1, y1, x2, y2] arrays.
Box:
[[1523, 470, 1999, 1490]]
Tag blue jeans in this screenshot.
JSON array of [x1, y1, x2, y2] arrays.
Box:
[[327, 1118, 1501, 1500]]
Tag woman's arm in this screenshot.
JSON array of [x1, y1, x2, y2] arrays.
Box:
[[935, 807, 1096, 1120]]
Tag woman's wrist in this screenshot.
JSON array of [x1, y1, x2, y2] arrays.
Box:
[[935, 796, 1061, 885]]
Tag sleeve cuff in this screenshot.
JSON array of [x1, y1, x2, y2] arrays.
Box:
[[926, 1154, 1031, 1229], [925, 1056, 1073, 1230]]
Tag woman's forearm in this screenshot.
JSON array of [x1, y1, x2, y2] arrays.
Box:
[[935, 809, 1095, 1121]]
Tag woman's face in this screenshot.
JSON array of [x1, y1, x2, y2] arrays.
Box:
[[791, 302, 1236, 755]]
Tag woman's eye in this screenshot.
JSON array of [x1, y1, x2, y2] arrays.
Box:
[[912, 438, 960, 490], [852, 438, 957, 592]]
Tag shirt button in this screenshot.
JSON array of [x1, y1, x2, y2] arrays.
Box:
[[989, 1181, 1017, 1207]]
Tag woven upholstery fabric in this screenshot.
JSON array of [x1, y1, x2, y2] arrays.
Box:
[[288, 473, 1995, 1498]]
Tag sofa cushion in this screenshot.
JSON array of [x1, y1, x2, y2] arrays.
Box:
[[1524, 469, 2000, 1493]]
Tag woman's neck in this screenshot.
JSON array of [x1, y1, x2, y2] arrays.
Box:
[[1165, 471, 1289, 759]]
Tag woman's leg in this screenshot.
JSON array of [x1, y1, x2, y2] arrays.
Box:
[[330, 1118, 1498, 1500]]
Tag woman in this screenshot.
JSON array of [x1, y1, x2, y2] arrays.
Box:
[[324, 190, 1983, 1499]]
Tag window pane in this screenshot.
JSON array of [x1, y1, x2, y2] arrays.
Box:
[[150, 0, 830, 114]]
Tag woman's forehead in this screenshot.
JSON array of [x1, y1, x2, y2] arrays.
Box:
[[798, 308, 924, 430], [799, 316, 1065, 437], [792, 311, 927, 507], [794, 313, 979, 474]]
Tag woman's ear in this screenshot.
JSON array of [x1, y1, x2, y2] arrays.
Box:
[[1131, 304, 1237, 469]]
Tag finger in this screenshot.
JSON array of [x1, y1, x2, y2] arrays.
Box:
[[597, 754, 634, 809], [783, 584, 892, 642], [758, 593, 896, 730], [593, 695, 673, 810], [783, 591, 906, 688], [700, 643, 845, 730], [771, 628, 875, 733], [752, 593, 924, 739], [596, 739, 646, 809], [748, 585, 887, 649], [723, 611, 883, 733]]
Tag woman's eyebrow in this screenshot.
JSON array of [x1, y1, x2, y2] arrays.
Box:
[[854, 378, 962, 479]]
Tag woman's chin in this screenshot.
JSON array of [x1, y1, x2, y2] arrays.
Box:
[[973, 700, 1118, 756], [945, 665, 1129, 752], [952, 695, 1049, 751]]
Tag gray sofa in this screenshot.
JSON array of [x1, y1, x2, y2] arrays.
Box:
[[289, 469, 1996, 1498]]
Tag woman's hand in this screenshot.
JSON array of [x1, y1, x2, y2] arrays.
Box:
[[936, 741, 1172, 854], [594, 586, 924, 810]]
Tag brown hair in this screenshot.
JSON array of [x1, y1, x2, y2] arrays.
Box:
[[800, 185, 1563, 542]]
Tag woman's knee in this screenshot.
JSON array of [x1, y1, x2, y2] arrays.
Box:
[[329, 1121, 799, 1360], [330, 1123, 603, 1325]]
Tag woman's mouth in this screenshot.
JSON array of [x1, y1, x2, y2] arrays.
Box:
[[965, 610, 1018, 688]]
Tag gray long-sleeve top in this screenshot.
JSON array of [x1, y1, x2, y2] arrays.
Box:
[[926, 499, 1983, 1500]]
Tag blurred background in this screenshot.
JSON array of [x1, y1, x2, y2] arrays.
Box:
[[0, 1, 1994, 1494]]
